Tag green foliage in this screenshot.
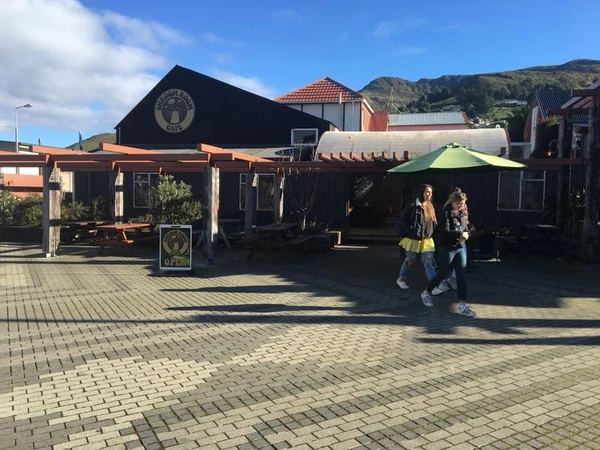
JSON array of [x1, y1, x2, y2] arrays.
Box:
[[90, 196, 106, 221], [146, 175, 202, 225], [13, 195, 43, 226], [0, 190, 18, 225], [61, 201, 89, 222], [66, 132, 116, 151], [507, 105, 530, 142], [532, 117, 559, 158], [300, 219, 330, 235], [360, 59, 600, 112]]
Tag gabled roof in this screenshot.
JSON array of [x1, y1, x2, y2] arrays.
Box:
[[389, 112, 468, 126], [536, 90, 588, 124], [274, 77, 363, 103]]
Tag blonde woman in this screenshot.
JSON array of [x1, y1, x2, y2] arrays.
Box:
[[421, 191, 476, 317], [396, 184, 437, 289]]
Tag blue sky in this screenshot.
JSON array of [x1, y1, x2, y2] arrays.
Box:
[[1, 0, 598, 149]]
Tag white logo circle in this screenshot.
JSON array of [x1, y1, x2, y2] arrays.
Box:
[[155, 89, 195, 133]]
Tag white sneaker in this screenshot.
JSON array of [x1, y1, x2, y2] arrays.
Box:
[[421, 290, 434, 307], [447, 277, 457, 290], [432, 280, 451, 295], [396, 278, 409, 289], [457, 304, 476, 317]]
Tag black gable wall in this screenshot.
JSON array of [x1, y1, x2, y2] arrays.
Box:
[[116, 65, 334, 147]]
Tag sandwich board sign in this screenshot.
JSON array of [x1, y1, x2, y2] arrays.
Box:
[[159, 225, 192, 271]]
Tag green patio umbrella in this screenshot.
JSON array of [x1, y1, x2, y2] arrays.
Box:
[[387, 142, 527, 174]]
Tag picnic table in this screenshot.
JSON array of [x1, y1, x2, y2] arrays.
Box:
[[60, 220, 111, 243], [242, 222, 313, 263], [192, 218, 242, 250], [94, 223, 155, 255], [517, 223, 569, 259]]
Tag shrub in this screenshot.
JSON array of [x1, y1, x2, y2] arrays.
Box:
[[61, 201, 89, 222], [13, 195, 43, 226], [90, 196, 106, 221], [0, 190, 18, 225], [147, 175, 202, 225]]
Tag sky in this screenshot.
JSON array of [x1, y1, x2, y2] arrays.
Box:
[[1, 0, 598, 149]]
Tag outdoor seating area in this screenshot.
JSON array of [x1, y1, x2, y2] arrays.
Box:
[[92, 222, 156, 255], [241, 222, 314, 263]]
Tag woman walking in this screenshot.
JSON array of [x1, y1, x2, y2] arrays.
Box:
[[421, 190, 476, 317], [396, 184, 437, 289]]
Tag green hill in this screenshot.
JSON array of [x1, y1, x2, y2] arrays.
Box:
[[66, 132, 116, 151], [360, 59, 600, 116]]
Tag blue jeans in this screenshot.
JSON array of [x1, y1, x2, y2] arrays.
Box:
[[451, 243, 467, 278], [427, 246, 467, 302], [399, 251, 436, 282]]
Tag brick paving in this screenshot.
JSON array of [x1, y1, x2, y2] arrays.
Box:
[[1, 241, 600, 449]]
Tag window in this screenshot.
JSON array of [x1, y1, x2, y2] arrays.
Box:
[[238, 173, 274, 211], [291, 128, 318, 146], [133, 173, 159, 208], [257, 174, 274, 211], [497, 170, 545, 211]]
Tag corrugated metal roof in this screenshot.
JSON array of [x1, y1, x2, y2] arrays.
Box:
[[274, 77, 363, 103], [388, 112, 467, 126], [316, 129, 509, 156]]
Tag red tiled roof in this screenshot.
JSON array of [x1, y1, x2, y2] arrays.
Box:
[[274, 77, 363, 103]]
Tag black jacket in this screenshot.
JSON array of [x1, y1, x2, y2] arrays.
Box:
[[399, 199, 436, 240], [437, 204, 468, 249]]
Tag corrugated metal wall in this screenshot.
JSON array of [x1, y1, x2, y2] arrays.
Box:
[[283, 172, 350, 229]]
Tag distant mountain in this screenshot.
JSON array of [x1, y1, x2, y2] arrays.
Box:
[[67, 132, 116, 151], [359, 59, 600, 114]]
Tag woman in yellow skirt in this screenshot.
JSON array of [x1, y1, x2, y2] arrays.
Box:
[[396, 184, 437, 289]]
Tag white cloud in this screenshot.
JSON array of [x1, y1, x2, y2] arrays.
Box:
[[201, 32, 243, 47], [213, 53, 235, 65], [212, 69, 278, 99], [0, 0, 192, 134], [372, 17, 428, 38]]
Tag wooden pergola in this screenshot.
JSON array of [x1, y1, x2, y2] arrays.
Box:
[[549, 80, 600, 261], [0, 142, 403, 261]]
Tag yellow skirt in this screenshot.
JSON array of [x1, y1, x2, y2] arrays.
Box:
[[399, 237, 435, 253]]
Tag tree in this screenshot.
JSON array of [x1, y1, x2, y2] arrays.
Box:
[[507, 105, 530, 142], [149, 175, 202, 224], [532, 117, 559, 158]]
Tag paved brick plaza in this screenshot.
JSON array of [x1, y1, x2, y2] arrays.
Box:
[[1, 242, 600, 449]]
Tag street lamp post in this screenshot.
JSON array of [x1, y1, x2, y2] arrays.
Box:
[[15, 103, 33, 153]]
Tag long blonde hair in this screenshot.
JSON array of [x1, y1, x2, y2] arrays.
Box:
[[444, 191, 467, 209], [418, 184, 436, 223]]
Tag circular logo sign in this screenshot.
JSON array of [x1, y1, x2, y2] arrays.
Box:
[[162, 229, 190, 256], [155, 89, 195, 133]]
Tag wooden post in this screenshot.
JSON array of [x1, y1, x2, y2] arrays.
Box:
[[244, 171, 255, 238], [203, 166, 219, 264], [582, 99, 600, 262], [556, 116, 572, 228], [273, 172, 285, 223], [42, 165, 61, 257], [109, 171, 124, 224]]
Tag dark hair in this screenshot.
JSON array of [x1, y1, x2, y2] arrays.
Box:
[[417, 184, 433, 203]]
